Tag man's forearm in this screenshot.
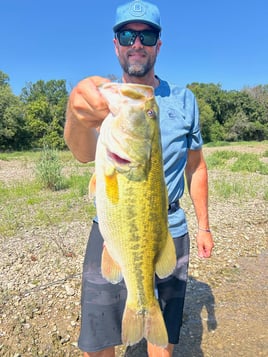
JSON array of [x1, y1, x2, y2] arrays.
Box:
[[187, 166, 210, 229], [64, 110, 98, 163]]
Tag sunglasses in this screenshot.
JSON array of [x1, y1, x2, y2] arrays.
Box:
[[116, 29, 159, 47]]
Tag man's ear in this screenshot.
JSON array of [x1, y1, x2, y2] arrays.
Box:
[[113, 38, 120, 57], [156, 39, 162, 55]]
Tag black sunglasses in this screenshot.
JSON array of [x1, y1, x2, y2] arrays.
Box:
[[116, 29, 159, 47]]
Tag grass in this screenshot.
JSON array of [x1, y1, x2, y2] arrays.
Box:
[[0, 178, 95, 238], [204, 144, 268, 200], [0, 150, 41, 161], [0, 150, 95, 238], [205, 150, 239, 168], [211, 175, 264, 199], [0, 142, 267, 238], [205, 143, 268, 200], [231, 153, 268, 174], [35, 147, 65, 190], [205, 149, 268, 175]]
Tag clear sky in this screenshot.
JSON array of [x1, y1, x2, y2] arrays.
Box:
[[1, 0, 267, 95]]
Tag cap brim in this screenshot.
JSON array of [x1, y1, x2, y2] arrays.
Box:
[[113, 20, 161, 32]]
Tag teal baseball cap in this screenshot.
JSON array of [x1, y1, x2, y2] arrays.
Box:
[[113, 0, 161, 33]]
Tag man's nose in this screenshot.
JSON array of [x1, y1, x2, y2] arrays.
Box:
[[131, 34, 143, 47]]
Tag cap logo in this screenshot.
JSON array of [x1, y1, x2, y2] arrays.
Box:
[[129, 0, 146, 17]]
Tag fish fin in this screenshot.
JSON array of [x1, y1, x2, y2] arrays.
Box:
[[88, 173, 96, 199], [105, 172, 119, 203], [101, 245, 123, 284], [121, 306, 144, 346], [122, 300, 168, 348], [144, 300, 168, 347], [155, 232, 176, 279]]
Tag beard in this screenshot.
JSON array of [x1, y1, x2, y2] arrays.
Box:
[[118, 49, 156, 77]]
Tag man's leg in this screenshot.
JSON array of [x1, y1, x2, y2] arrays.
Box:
[[154, 233, 190, 355], [83, 347, 115, 357], [147, 342, 174, 357], [78, 222, 126, 354]]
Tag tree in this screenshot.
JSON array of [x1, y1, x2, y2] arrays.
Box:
[[195, 98, 214, 142], [188, 82, 268, 142], [21, 80, 68, 149], [224, 90, 268, 141], [0, 71, 10, 87], [0, 71, 27, 150], [188, 82, 234, 125]]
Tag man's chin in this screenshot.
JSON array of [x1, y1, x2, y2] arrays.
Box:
[[128, 65, 146, 77]]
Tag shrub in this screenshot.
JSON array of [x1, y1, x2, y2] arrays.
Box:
[[35, 146, 65, 190]]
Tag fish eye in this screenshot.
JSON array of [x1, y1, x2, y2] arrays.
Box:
[[147, 109, 155, 117]]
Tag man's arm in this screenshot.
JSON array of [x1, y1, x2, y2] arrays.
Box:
[[64, 76, 110, 163], [185, 149, 214, 258]]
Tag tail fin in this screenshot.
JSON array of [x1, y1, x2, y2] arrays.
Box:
[[144, 301, 168, 348], [121, 299, 168, 348], [121, 305, 144, 346]]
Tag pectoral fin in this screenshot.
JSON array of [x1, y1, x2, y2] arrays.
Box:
[[88, 172, 96, 199], [155, 232, 176, 278], [105, 172, 119, 203]]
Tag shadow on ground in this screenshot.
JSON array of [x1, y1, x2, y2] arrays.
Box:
[[124, 276, 217, 356]]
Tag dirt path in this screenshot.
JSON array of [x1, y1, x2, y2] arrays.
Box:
[[119, 252, 268, 357], [0, 145, 267, 356], [177, 252, 268, 357]]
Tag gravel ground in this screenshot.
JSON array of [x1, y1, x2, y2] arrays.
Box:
[[0, 145, 267, 356]]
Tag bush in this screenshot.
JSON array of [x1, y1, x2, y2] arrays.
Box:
[[35, 146, 65, 190]]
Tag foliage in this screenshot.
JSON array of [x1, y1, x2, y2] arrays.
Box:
[[230, 153, 268, 175], [35, 146, 65, 190], [1, 69, 268, 151], [21, 80, 68, 149], [206, 149, 268, 175], [0, 75, 28, 150], [188, 82, 268, 143], [0, 156, 93, 238]]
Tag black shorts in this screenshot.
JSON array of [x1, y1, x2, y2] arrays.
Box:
[[78, 221, 190, 352]]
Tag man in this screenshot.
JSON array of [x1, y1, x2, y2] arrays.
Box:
[[64, 1, 214, 356]]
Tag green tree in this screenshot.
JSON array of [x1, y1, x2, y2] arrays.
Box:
[[188, 82, 234, 141], [0, 71, 27, 150], [196, 98, 214, 142], [188, 82, 268, 142], [21, 80, 68, 149], [0, 71, 9, 87], [188, 82, 233, 125], [224, 90, 268, 141]]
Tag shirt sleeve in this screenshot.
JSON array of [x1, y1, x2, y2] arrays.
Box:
[[186, 89, 203, 150]]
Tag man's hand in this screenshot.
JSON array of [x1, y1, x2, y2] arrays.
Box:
[[196, 230, 214, 258], [64, 76, 111, 163], [68, 76, 110, 128]]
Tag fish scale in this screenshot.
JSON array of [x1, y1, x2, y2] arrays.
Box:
[[89, 82, 177, 347]]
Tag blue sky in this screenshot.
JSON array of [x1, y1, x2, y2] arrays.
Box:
[[1, 0, 267, 95]]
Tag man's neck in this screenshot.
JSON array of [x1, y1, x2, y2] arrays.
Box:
[[122, 74, 159, 89]]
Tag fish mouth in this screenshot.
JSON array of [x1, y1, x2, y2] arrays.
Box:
[[107, 150, 131, 165]]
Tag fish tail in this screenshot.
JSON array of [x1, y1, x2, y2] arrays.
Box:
[[122, 299, 168, 348], [144, 300, 168, 348], [121, 306, 144, 346]]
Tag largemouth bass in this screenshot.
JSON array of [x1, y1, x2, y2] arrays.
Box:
[[89, 82, 176, 347]]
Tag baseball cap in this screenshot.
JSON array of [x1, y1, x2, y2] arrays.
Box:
[[113, 0, 161, 33]]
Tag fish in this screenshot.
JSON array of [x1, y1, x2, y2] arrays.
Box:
[[89, 82, 176, 347]]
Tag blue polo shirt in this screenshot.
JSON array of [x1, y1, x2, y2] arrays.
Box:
[[93, 78, 203, 238], [155, 78, 203, 238]]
